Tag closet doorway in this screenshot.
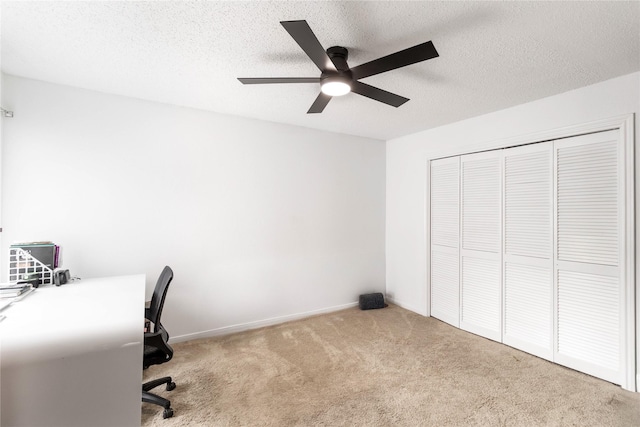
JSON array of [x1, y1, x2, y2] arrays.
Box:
[[428, 116, 635, 391]]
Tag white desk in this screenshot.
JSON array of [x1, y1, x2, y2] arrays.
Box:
[[1, 275, 145, 427]]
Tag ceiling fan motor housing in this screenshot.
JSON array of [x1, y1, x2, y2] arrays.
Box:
[[326, 46, 349, 71]]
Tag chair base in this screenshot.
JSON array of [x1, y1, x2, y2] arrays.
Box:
[[143, 376, 176, 419]]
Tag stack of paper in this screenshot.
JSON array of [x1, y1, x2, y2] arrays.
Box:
[[0, 284, 31, 298]]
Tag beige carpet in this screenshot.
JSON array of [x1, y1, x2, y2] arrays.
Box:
[[142, 305, 640, 426]]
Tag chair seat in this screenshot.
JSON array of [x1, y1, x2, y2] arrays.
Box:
[[144, 345, 165, 359]]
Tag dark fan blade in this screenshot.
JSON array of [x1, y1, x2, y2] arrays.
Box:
[[350, 41, 439, 80], [351, 81, 409, 107], [238, 77, 320, 84], [280, 20, 336, 72], [307, 92, 332, 114]]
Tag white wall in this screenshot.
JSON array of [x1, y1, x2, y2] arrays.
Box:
[[1, 74, 386, 340], [386, 71, 639, 385], [387, 71, 639, 313]]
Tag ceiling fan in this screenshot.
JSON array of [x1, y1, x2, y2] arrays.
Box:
[[238, 20, 439, 114]]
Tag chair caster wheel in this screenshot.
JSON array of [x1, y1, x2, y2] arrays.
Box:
[[163, 408, 174, 419], [166, 381, 176, 391]]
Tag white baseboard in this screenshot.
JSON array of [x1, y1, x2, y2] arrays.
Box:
[[171, 301, 359, 343], [386, 297, 427, 317]]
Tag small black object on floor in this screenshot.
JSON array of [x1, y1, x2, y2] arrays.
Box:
[[359, 293, 388, 310]]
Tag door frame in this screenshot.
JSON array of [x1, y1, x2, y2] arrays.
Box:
[[425, 114, 635, 391]]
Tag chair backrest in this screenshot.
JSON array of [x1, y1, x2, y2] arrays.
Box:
[[148, 266, 173, 333]]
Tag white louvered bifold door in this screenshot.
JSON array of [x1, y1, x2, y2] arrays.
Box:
[[554, 129, 624, 385], [502, 142, 553, 360], [430, 157, 460, 327], [460, 151, 502, 342]]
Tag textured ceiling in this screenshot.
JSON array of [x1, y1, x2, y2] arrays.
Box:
[[1, 1, 639, 140]]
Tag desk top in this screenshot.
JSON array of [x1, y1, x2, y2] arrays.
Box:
[[0, 275, 145, 366], [1, 274, 146, 427]]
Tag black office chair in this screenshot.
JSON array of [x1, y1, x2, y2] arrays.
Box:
[[142, 266, 176, 419]]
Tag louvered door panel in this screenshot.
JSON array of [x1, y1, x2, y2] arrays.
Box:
[[462, 157, 501, 252], [431, 249, 459, 326], [554, 129, 623, 386], [431, 159, 459, 248], [460, 151, 501, 342], [504, 262, 552, 358], [461, 255, 501, 338], [430, 157, 460, 327], [556, 270, 620, 382], [557, 139, 618, 266], [502, 143, 553, 359], [504, 146, 551, 258]]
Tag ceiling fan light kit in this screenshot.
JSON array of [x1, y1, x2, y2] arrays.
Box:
[[238, 20, 439, 114], [320, 75, 352, 96]]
